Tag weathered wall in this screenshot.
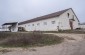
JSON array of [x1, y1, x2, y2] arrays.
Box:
[[59, 9, 79, 30], [19, 17, 60, 31], [11, 23, 18, 32], [18, 9, 79, 31]]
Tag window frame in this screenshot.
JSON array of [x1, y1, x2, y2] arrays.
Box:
[[67, 13, 70, 18], [37, 23, 40, 26], [32, 24, 34, 26], [44, 22, 47, 25], [52, 21, 55, 24]]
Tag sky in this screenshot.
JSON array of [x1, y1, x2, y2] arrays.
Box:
[[0, 0, 85, 27]]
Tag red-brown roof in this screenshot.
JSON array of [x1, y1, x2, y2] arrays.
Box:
[[18, 8, 71, 25]]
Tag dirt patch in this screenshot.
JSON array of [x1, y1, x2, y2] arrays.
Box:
[[0, 49, 12, 54], [0, 33, 85, 55]]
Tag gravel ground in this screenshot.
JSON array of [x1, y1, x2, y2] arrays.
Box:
[[0, 33, 85, 55]]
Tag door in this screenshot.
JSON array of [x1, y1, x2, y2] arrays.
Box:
[[69, 20, 73, 30]]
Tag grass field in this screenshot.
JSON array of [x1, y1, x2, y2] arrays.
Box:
[[0, 32, 64, 47]]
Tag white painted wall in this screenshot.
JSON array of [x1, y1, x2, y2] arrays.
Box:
[[59, 9, 79, 30], [68, 9, 79, 29], [80, 25, 85, 29], [18, 9, 79, 31], [11, 23, 18, 32], [19, 17, 60, 31], [1, 23, 18, 32], [1, 25, 10, 31]]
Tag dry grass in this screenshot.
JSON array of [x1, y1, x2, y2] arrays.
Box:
[[0, 32, 64, 47], [35, 30, 85, 34], [0, 49, 12, 54], [64, 36, 75, 40]]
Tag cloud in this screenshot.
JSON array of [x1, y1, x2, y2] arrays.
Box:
[[0, 0, 85, 27]]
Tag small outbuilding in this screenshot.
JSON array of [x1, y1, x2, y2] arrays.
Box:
[[2, 22, 18, 32], [79, 23, 85, 30]]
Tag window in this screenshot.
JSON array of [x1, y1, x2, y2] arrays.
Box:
[[44, 22, 47, 25], [25, 25, 26, 27], [2, 26, 5, 29], [72, 15, 75, 21], [32, 24, 34, 26], [28, 25, 30, 26], [52, 21, 55, 24], [67, 13, 70, 18], [37, 23, 40, 26]]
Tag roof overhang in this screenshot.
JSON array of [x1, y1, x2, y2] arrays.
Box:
[[2, 22, 18, 26], [18, 8, 70, 25]]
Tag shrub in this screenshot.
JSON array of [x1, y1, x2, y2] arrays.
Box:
[[0, 32, 64, 47]]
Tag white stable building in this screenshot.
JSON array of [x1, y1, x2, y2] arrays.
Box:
[[2, 8, 80, 32], [79, 23, 85, 29]]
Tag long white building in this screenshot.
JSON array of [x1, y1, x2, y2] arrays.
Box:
[[79, 23, 85, 29], [2, 8, 80, 32]]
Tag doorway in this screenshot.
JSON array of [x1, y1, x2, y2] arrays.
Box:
[[69, 20, 73, 30]]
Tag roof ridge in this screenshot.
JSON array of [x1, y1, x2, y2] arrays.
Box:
[[29, 8, 70, 19], [19, 8, 71, 25]]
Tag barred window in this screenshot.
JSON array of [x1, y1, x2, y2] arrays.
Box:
[[52, 21, 55, 24], [32, 24, 34, 26], [37, 23, 40, 26], [28, 25, 30, 26], [67, 13, 70, 18], [44, 22, 47, 25]]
